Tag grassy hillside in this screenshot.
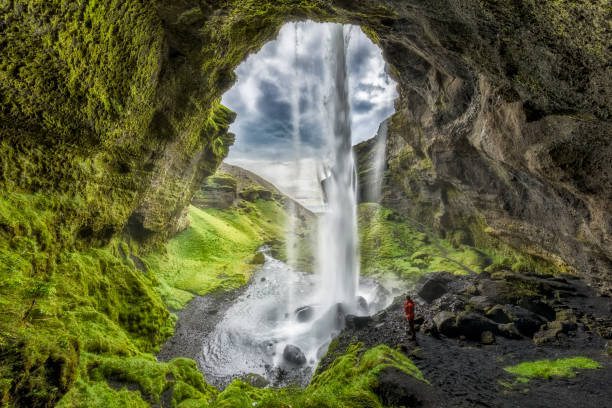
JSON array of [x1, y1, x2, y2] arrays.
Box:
[[144, 202, 288, 310]]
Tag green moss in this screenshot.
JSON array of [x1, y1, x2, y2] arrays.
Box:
[[143, 203, 282, 309], [57, 354, 217, 408], [212, 343, 427, 408], [359, 203, 491, 281], [504, 357, 601, 380]]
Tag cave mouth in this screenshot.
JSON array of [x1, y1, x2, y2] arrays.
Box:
[[221, 20, 398, 212], [195, 21, 399, 388]]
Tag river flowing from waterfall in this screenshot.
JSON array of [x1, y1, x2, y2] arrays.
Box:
[[199, 23, 390, 388]]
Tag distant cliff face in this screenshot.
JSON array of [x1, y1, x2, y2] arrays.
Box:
[[1, 0, 609, 271]]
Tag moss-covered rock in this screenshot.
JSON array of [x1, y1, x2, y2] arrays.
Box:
[[1, 0, 611, 406]]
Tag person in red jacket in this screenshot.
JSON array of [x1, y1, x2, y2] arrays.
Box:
[[404, 295, 416, 340]]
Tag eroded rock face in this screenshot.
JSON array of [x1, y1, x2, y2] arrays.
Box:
[[1, 3, 610, 404], [2, 0, 610, 281]]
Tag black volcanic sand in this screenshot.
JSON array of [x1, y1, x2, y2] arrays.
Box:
[[319, 294, 612, 407], [159, 271, 612, 406]]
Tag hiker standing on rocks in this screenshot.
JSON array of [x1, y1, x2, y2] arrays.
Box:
[[404, 295, 416, 340]]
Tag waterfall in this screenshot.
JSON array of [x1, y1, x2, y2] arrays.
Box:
[[370, 119, 388, 202], [317, 24, 360, 313], [285, 23, 302, 329]]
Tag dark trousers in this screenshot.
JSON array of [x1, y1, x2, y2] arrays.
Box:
[[406, 318, 415, 336]]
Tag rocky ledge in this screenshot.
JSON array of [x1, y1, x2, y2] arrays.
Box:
[[320, 270, 612, 407]]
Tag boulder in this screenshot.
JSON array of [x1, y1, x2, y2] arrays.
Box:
[[283, 344, 306, 366], [519, 298, 556, 321], [420, 319, 439, 338], [295, 305, 315, 323], [417, 273, 452, 303], [345, 314, 372, 330], [433, 311, 457, 336], [478, 279, 511, 304], [240, 373, 269, 388], [504, 306, 545, 337], [486, 305, 512, 324], [373, 367, 440, 408], [455, 312, 498, 341], [469, 296, 496, 312], [251, 252, 265, 265]]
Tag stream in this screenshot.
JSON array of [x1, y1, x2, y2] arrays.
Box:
[[195, 250, 396, 389]]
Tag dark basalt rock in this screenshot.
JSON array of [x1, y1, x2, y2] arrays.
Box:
[[417, 273, 452, 303], [374, 367, 439, 408], [240, 373, 270, 388], [282, 344, 306, 366], [345, 314, 372, 330], [455, 312, 498, 341], [469, 296, 496, 312], [433, 311, 457, 337], [486, 304, 513, 324], [504, 306, 546, 337]]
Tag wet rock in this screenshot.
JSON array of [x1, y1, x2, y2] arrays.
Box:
[[417, 273, 452, 303], [295, 305, 315, 322], [240, 373, 270, 388], [455, 312, 498, 341], [283, 344, 306, 366], [431, 293, 466, 313], [433, 311, 457, 336], [374, 367, 439, 408], [345, 314, 372, 330]]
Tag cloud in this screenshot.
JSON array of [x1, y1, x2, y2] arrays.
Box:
[[221, 21, 397, 204]]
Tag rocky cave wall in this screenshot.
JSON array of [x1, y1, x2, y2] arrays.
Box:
[[1, 0, 610, 277], [1, 1, 611, 405]]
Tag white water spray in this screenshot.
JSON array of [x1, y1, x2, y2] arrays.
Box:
[[370, 119, 388, 202], [317, 24, 360, 312], [198, 23, 395, 389]]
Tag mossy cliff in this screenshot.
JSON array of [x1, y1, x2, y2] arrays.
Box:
[[1, 0, 610, 406]]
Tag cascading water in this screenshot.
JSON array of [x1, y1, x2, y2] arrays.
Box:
[[370, 119, 388, 202], [317, 24, 360, 313], [198, 23, 394, 389]]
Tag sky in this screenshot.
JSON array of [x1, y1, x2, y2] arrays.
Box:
[[221, 22, 397, 211]]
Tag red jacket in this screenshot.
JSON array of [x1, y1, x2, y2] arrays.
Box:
[[404, 300, 415, 320]]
